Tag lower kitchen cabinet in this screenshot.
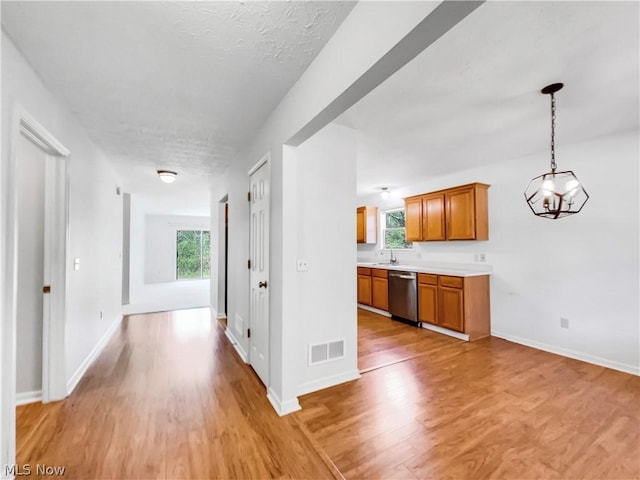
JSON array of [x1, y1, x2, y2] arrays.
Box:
[[357, 267, 388, 311], [357, 267, 372, 305], [418, 274, 437, 325], [371, 269, 389, 311], [438, 286, 464, 332], [418, 273, 490, 340]]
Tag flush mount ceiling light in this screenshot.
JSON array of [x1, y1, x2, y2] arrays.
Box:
[[157, 170, 177, 184], [524, 83, 589, 219], [381, 187, 390, 199]]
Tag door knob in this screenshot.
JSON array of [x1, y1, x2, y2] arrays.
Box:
[[259, 281, 268, 289], [43, 285, 51, 294]]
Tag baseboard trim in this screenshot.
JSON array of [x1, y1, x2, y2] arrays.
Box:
[[212, 304, 227, 319], [492, 330, 640, 376], [225, 328, 248, 363], [357, 304, 391, 317], [15, 390, 42, 406], [297, 369, 361, 397], [66, 314, 123, 395], [422, 323, 469, 341], [122, 303, 210, 316], [267, 387, 301, 416]]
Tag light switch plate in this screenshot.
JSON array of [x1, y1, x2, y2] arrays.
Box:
[[73, 258, 80, 271]]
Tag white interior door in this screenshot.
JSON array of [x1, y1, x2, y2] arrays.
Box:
[[249, 158, 270, 386], [16, 134, 46, 400]]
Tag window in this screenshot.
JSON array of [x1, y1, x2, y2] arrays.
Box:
[[382, 209, 412, 249], [176, 230, 211, 280]]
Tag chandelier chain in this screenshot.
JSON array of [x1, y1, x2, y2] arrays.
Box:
[[550, 92, 557, 171]]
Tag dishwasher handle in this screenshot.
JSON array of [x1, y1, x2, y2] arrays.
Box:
[[388, 273, 416, 280]]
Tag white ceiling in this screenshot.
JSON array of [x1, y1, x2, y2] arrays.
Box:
[[337, 1, 639, 196], [1, 1, 355, 211]]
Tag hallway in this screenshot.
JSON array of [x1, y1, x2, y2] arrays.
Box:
[[16, 309, 331, 479]]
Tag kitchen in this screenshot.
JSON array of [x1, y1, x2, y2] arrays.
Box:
[[338, 0, 638, 375], [356, 182, 492, 343]]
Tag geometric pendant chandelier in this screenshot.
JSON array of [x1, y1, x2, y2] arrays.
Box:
[[524, 83, 589, 219]]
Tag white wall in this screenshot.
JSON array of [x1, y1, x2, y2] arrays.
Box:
[[211, 1, 475, 414], [293, 124, 360, 395], [356, 130, 639, 374], [2, 31, 124, 471], [2, 31, 124, 390], [126, 201, 210, 314]]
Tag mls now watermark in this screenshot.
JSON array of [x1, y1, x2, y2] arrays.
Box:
[[4, 464, 66, 476]]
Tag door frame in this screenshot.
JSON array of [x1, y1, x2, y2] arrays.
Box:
[[1, 105, 70, 471], [247, 153, 270, 384]]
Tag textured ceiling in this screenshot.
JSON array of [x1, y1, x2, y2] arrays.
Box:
[[336, 1, 639, 196], [1, 1, 355, 202]]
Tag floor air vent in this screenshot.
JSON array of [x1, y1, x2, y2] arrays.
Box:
[[309, 340, 345, 366]]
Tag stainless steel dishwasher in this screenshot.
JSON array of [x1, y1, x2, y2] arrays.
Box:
[[388, 270, 419, 325]]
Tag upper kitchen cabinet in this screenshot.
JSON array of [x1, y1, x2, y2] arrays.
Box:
[[356, 206, 378, 244], [446, 183, 489, 240], [422, 192, 446, 241], [404, 183, 490, 241], [404, 197, 423, 242]]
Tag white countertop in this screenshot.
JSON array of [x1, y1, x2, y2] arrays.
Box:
[[357, 261, 492, 277]]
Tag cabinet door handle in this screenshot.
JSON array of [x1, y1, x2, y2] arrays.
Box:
[[259, 281, 268, 289]]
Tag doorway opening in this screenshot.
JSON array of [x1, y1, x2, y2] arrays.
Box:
[[216, 195, 229, 322], [224, 202, 229, 318]]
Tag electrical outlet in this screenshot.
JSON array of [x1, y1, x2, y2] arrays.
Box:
[[474, 253, 487, 263], [297, 259, 309, 272], [560, 317, 569, 329]]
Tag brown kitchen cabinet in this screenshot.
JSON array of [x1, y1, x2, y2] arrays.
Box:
[[371, 269, 389, 311], [404, 197, 423, 242], [417, 274, 437, 325], [404, 183, 489, 241], [357, 267, 372, 305], [358, 267, 389, 311], [357, 206, 378, 244], [446, 184, 489, 240], [438, 285, 464, 332], [417, 272, 490, 340], [423, 193, 446, 241]]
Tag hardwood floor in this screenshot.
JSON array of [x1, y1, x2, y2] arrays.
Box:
[[16, 308, 332, 479], [16, 307, 639, 479], [296, 309, 640, 479], [357, 308, 464, 372]]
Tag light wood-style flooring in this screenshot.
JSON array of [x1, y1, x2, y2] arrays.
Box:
[[297, 308, 640, 479], [16, 307, 640, 479], [16, 308, 332, 479], [357, 308, 464, 372]]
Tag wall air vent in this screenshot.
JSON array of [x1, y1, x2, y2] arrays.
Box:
[[309, 339, 345, 366]]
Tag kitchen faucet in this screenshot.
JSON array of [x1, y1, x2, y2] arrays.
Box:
[[379, 248, 398, 265]]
